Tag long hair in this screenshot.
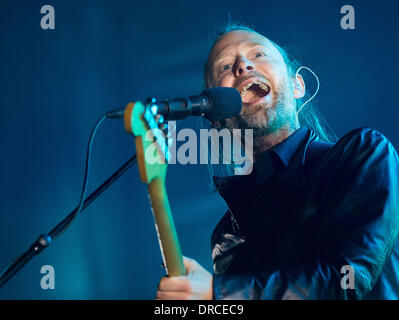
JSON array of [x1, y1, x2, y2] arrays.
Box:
[[201, 21, 337, 190]]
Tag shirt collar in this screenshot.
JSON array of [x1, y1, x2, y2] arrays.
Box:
[[270, 126, 309, 167], [254, 126, 309, 169], [213, 126, 311, 192], [250, 127, 309, 185]]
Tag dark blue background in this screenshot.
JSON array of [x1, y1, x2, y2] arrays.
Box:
[[0, 0, 398, 299]]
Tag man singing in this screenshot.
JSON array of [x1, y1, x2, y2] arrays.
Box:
[[156, 24, 399, 299]]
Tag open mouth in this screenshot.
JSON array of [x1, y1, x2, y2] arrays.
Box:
[[240, 81, 270, 104]]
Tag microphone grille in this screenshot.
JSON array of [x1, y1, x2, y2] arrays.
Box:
[[202, 87, 242, 121]]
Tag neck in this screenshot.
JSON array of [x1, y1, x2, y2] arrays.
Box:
[[251, 126, 298, 161]]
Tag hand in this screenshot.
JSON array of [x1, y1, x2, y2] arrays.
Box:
[[156, 256, 213, 300]]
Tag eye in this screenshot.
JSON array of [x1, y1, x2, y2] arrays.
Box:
[[254, 52, 266, 58], [218, 63, 232, 74]]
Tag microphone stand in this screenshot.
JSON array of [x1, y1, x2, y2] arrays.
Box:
[[0, 154, 137, 288]]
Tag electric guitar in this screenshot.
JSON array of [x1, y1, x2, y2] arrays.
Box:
[[123, 101, 185, 277]]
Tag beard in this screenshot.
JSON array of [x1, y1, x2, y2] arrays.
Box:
[[230, 82, 297, 137]]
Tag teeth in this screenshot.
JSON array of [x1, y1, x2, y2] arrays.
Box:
[[240, 81, 269, 98]]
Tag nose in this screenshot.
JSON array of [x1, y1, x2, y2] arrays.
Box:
[[234, 57, 254, 77]]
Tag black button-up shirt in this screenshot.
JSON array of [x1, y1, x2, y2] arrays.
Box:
[[211, 127, 399, 299]]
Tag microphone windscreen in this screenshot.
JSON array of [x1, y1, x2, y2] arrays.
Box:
[[202, 87, 242, 121]]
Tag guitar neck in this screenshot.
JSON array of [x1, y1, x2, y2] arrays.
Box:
[[124, 101, 185, 277], [148, 176, 185, 277]]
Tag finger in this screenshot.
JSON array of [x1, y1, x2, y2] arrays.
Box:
[[156, 290, 190, 300], [158, 276, 191, 292]]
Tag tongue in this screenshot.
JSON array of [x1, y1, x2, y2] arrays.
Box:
[[243, 86, 265, 103]]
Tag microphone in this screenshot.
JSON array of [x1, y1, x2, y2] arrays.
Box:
[[107, 87, 242, 121]]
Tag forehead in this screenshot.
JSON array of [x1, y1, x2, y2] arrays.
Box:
[[208, 30, 282, 63]]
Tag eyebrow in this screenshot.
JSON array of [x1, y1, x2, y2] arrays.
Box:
[[212, 40, 271, 65], [248, 41, 267, 48]]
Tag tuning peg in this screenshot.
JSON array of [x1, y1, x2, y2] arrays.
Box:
[[146, 97, 157, 104], [145, 97, 159, 116], [150, 104, 158, 115], [157, 115, 164, 124]]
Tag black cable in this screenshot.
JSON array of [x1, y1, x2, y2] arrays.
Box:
[[49, 114, 107, 239], [0, 113, 137, 288]]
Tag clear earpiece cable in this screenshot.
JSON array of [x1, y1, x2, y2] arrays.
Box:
[[296, 66, 320, 114]]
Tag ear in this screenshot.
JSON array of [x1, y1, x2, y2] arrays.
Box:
[[293, 74, 305, 99]]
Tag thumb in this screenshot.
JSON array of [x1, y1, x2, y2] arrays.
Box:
[[182, 256, 197, 274]]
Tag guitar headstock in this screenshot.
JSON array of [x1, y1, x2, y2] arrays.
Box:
[[124, 100, 172, 184]]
